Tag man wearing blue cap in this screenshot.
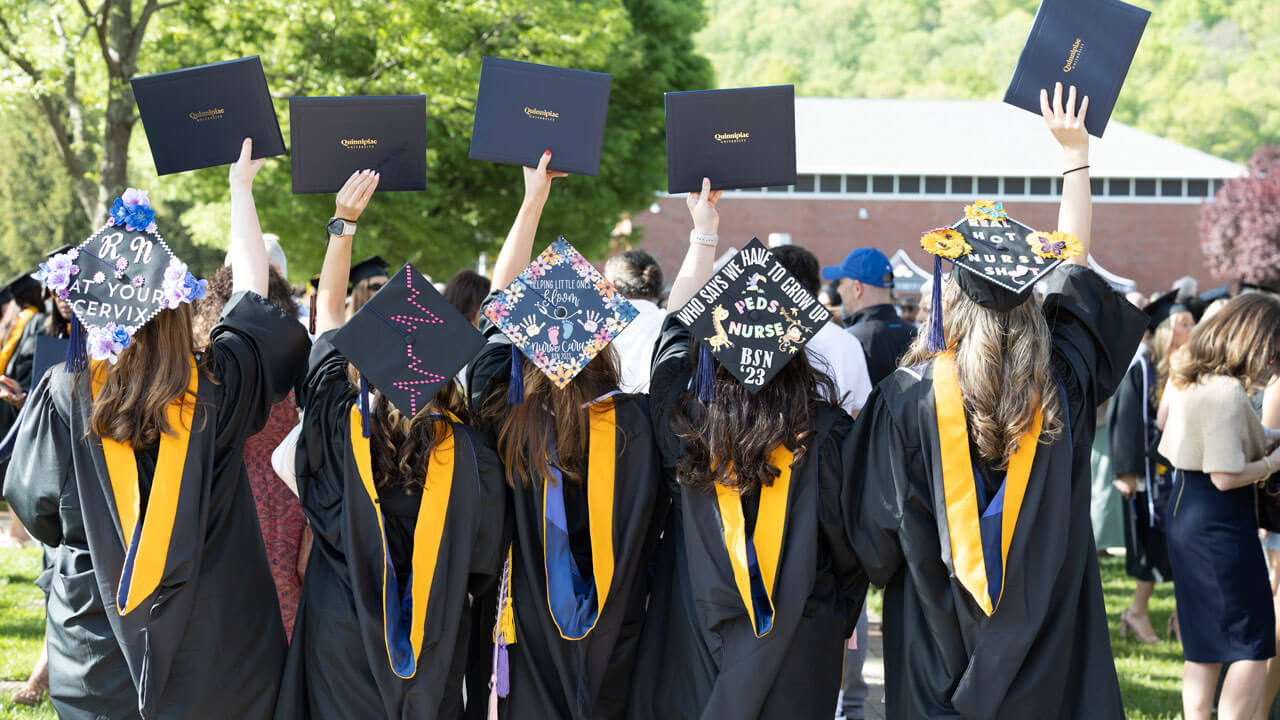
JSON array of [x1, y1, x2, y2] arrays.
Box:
[[822, 248, 917, 387]]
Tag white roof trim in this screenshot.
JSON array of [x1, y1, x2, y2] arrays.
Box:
[[1087, 254, 1137, 293]]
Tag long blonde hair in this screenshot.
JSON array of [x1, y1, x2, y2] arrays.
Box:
[[1172, 294, 1280, 391], [904, 278, 1063, 468]]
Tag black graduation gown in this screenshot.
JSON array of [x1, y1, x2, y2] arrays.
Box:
[[1106, 352, 1173, 582], [2, 291, 309, 720], [845, 265, 1146, 720], [628, 316, 867, 720], [4, 310, 50, 391], [466, 316, 665, 720], [275, 331, 509, 720]]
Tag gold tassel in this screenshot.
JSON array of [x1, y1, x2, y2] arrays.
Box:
[[494, 546, 517, 645]]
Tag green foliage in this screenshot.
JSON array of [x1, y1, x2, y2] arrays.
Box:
[[696, 0, 1278, 163]]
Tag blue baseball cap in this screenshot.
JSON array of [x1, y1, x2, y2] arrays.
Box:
[[821, 248, 894, 288]]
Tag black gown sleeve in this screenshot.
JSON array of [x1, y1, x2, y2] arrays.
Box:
[[295, 330, 356, 548], [843, 385, 911, 587], [817, 409, 867, 631], [6, 315, 48, 392], [2, 371, 70, 547], [467, 434, 510, 597], [1041, 265, 1147, 419], [466, 290, 515, 428], [1108, 362, 1147, 478], [647, 315, 694, 477], [208, 291, 310, 451]]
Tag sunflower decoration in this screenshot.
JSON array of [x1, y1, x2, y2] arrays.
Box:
[[920, 228, 972, 259], [1028, 230, 1084, 260], [964, 199, 1010, 224]]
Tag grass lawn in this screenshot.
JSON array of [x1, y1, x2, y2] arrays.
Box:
[[0, 547, 55, 720]]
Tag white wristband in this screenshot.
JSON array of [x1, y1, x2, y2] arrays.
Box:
[[690, 230, 719, 247]]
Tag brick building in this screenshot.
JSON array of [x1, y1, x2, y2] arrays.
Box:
[[627, 98, 1245, 297]]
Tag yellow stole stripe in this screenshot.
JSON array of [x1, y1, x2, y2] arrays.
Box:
[[541, 399, 618, 641], [92, 355, 198, 615], [350, 405, 455, 679], [713, 444, 794, 638], [0, 306, 38, 373], [933, 353, 1041, 616]]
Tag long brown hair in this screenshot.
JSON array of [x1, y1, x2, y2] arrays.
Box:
[[669, 343, 837, 494], [479, 346, 621, 489], [1172, 293, 1280, 391], [90, 305, 199, 448], [358, 369, 471, 493], [904, 278, 1063, 469], [1148, 310, 1193, 392], [347, 275, 387, 319]]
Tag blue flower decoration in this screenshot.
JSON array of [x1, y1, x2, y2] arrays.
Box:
[[124, 204, 156, 233], [109, 198, 129, 227], [111, 325, 131, 348], [182, 272, 207, 302]]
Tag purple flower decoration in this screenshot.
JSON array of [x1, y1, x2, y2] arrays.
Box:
[[115, 257, 129, 272], [131, 276, 145, 289], [37, 252, 80, 294], [160, 259, 206, 309], [91, 271, 105, 284], [87, 322, 131, 365]]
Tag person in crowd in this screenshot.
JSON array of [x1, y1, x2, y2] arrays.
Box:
[[821, 247, 915, 386], [846, 85, 1147, 719], [347, 255, 389, 318], [629, 178, 866, 719], [466, 151, 663, 720], [443, 268, 491, 328], [1109, 292, 1193, 643], [274, 170, 508, 719], [819, 281, 843, 319], [1259, 375, 1280, 720], [1, 270, 47, 546], [604, 249, 666, 394], [1158, 293, 1280, 720], [193, 263, 308, 640], [4, 138, 309, 719], [897, 295, 920, 325]]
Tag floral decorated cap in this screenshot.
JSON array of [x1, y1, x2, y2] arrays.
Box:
[[918, 200, 1083, 351], [483, 236, 637, 397], [38, 188, 206, 367]]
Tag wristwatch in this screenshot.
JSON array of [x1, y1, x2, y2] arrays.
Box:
[[327, 217, 357, 237]]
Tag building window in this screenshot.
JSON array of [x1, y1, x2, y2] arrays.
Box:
[[1004, 177, 1026, 195], [872, 175, 894, 193], [1187, 179, 1209, 197], [977, 177, 999, 194], [820, 174, 842, 193], [793, 175, 816, 192], [899, 176, 920, 193], [1134, 179, 1157, 196], [1109, 179, 1131, 196], [766, 185, 790, 192], [1029, 178, 1052, 195], [1090, 178, 1105, 196], [1161, 179, 1183, 197], [846, 175, 868, 193], [925, 176, 947, 194], [952, 177, 973, 194], [1213, 179, 1225, 195]]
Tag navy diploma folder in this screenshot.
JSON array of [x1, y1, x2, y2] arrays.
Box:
[[468, 57, 612, 177], [289, 96, 427, 194], [665, 85, 797, 194], [1004, 0, 1151, 137], [131, 56, 285, 175]]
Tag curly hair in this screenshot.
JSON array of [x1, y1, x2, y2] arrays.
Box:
[[605, 250, 664, 301], [192, 265, 297, 349]]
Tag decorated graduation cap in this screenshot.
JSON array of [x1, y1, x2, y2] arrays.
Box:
[[919, 200, 1083, 351], [37, 189, 206, 370], [483, 236, 637, 400], [349, 255, 390, 290], [332, 263, 484, 434], [673, 237, 831, 401]]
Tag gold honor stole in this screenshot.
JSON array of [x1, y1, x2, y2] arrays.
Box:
[[0, 306, 38, 373], [92, 356, 198, 615], [350, 405, 455, 679], [933, 353, 1042, 616], [714, 444, 794, 638], [540, 400, 618, 641]]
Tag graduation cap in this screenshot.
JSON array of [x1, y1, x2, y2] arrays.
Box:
[[1144, 290, 1190, 331], [333, 264, 483, 433], [37, 189, 206, 370], [483, 236, 637, 398], [1, 271, 40, 303], [349, 255, 390, 290], [672, 237, 831, 400], [919, 200, 1083, 351]]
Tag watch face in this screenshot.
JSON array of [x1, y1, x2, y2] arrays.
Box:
[[327, 219, 344, 235]]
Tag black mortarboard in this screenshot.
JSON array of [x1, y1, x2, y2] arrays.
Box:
[[349, 256, 390, 289], [483, 237, 638, 396], [38, 188, 206, 369], [333, 264, 483, 425], [1, 272, 40, 300], [1144, 290, 1190, 331], [1240, 281, 1276, 296], [673, 237, 831, 399]]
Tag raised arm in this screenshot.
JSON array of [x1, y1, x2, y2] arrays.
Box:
[[665, 177, 724, 312], [316, 170, 379, 334], [1040, 82, 1091, 266], [491, 150, 567, 291], [227, 138, 269, 296]]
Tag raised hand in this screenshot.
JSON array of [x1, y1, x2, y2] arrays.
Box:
[[523, 150, 569, 207], [335, 170, 380, 223], [686, 176, 724, 235], [229, 137, 266, 189], [1040, 82, 1089, 158]]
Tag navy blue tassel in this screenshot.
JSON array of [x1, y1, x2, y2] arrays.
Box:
[[507, 348, 525, 405], [926, 256, 946, 353], [694, 345, 716, 403], [359, 375, 372, 438], [66, 316, 88, 373]]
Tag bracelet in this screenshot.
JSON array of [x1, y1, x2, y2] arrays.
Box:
[[1062, 164, 1090, 176], [1265, 455, 1275, 480], [690, 230, 719, 247]]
